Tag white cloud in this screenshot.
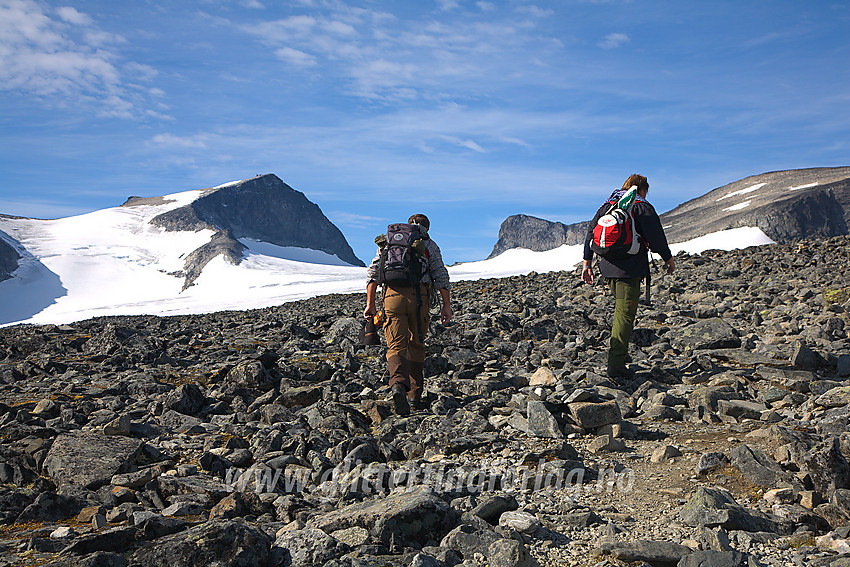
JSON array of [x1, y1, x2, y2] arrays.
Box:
[[232, 1, 569, 102], [150, 133, 209, 149], [515, 5, 555, 18], [56, 6, 92, 26], [441, 135, 486, 153], [241, 0, 265, 9], [243, 16, 318, 43], [329, 211, 388, 229], [599, 32, 629, 49], [320, 20, 357, 36], [0, 0, 155, 117], [275, 46, 317, 66]]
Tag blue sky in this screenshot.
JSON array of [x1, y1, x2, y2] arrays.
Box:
[[1, 0, 849, 264]]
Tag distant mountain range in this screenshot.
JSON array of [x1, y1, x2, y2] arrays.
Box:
[[0, 174, 362, 287], [489, 167, 850, 258], [0, 175, 366, 326]]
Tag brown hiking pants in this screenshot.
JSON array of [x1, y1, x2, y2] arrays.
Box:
[[382, 284, 429, 401]]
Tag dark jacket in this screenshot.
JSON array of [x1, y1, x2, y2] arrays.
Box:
[[583, 190, 673, 279]]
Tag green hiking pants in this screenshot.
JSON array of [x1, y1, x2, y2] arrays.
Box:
[[607, 277, 642, 368]]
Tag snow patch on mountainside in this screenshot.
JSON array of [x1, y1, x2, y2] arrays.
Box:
[[717, 183, 766, 201]]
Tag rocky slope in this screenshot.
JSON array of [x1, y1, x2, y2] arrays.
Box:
[[661, 167, 850, 245], [0, 237, 849, 567], [489, 167, 850, 257]]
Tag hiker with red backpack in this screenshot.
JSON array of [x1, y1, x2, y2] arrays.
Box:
[[581, 174, 675, 379], [364, 214, 451, 415]]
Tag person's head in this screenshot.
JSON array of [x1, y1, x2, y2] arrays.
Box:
[[622, 174, 649, 197], [408, 213, 430, 231]]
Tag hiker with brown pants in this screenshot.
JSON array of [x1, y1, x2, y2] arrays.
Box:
[[364, 214, 451, 415]]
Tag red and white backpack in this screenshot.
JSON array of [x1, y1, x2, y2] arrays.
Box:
[[590, 188, 642, 257]]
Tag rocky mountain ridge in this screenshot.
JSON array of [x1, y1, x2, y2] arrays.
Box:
[[0, 235, 848, 566], [0, 230, 20, 283], [489, 167, 850, 258]]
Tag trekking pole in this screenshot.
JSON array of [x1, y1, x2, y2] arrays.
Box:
[[644, 256, 655, 305]]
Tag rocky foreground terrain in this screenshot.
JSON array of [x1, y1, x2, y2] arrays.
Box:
[[0, 237, 849, 567]]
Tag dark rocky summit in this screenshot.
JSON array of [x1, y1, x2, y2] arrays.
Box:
[[0, 236, 849, 566], [0, 230, 20, 283], [490, 167, 850, 257], [488, 215, 589, 259], [136, 174, 363, 287]]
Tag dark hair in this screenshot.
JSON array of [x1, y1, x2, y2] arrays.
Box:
[[622, 174, 649, 193], [408, 214, 430, 230]]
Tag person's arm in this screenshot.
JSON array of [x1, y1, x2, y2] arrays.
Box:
[[581, 259, 594, 284], [438, 287, 451, 325], [581, 209, 602, 284], [634, 202, 674, 274], [364, 281, 378, 318], [364, 249, 382, 318], [425, 239, 452, 324]]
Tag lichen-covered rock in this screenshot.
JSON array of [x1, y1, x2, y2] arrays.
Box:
[[309, 486, 455, 547], [526, 400, 564, 438], [672, 318, 741, 351], [594, 539, 692, 566], [129, 519, 270, 567], [43, 431, 142, 492], [569, 401, 621, 430], [272, 528, 350, 567]]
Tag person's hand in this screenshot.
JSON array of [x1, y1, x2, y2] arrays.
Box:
[[364, 303, 376, 319], [440, 303, 452, 325], [665, 258, 675, 274], [581, 266, 594, 285]]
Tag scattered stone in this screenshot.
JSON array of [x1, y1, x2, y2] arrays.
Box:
[[697, 452, 729, 475], [677, 550, 747, 567], [651, 445, 682, 463], [272, 527, 350, 567], [672, 318, 741, 351], [569, 401, 621, 430], [594, 539, 692, 565], [728, 443, 792, 487], [529, 366, 556, 386], [129, 519, 270, 567], [526, 400, 564, 438], [488, 538, 536, 567], [308, 485, 455, 547], [589, 434, 627, 453], [498, 510, 541, 534], [103, 414, 132, 436]]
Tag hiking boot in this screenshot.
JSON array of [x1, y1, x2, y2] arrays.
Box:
[[606, 365, 634, 379], [391, 383, 410, 416], [409, 397, 427, 412]]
